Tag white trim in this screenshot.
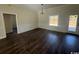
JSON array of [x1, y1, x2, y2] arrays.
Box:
[[0, 35, 6, 40], [2, 12, 18, 35]]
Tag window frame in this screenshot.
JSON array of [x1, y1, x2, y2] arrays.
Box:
[[68, 15, 78, 32], [49, 15, 59, 26]]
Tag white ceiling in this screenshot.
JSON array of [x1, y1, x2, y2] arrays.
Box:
[[13, 4, 66, 11]]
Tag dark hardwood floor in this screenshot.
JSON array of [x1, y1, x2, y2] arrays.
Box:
[[0, 28, 79, 54]]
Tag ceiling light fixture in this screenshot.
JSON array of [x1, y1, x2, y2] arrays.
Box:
[[41, 4, 44, 15]]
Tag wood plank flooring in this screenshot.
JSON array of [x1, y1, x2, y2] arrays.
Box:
[[0, 28, 79, 54]]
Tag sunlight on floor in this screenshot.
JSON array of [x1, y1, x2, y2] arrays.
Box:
[[47, 33, 58, 44], [65, 35, 77, 47]]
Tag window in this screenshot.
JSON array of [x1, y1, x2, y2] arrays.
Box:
[[68, 15, 78, 32], [49, 15, 58, 26]]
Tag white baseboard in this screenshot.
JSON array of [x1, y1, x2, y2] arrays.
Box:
[[0, 35, 6, 40]]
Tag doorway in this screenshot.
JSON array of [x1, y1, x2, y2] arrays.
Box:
[[3, 13, 17, 36]]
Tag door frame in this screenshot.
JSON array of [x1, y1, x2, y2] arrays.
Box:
[[2, 12, 18, 35]]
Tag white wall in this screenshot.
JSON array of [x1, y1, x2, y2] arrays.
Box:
[[38, 5, 79, 35], [0, 5, 38, 39]]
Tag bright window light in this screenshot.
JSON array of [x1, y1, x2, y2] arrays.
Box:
[[68, 15, 78, 32], [49, 15, 58, 26]]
